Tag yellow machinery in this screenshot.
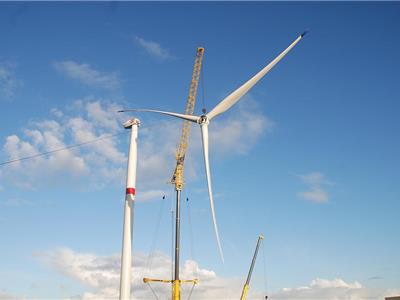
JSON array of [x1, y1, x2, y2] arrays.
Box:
[[144, 47, 204, 300], [240, 235, 264, 300], [171, 47, 204, 191]]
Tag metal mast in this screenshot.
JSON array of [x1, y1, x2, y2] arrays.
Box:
[[143, 47, 204, 300], [240, 235, 264, 300]]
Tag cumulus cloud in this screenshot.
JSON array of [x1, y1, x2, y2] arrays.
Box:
[[54, 61, 120, 89], [135, 119, 181, 191], [0, 291, 22, 300], [37, 247, 260, 300], [272, 277, 399, 300], [0, 98, 180, 192], [297, 171, 332, 203], [209, 97, 273, 155], [134, 36, 173, 60], [0, 99, 126, 190], [0, 62, 20, 99], [35, 248, 400, 300], [1, 97, 270, 194]]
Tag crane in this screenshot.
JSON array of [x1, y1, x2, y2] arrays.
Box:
[[143, 47, 204, 300], [171, 46, 204, 300], [171, 47, 204, 191], [240, 235, 265, 300]]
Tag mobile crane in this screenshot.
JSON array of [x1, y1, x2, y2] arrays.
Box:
[[240, 235, 265, 300], [143, 47, 204, 300]]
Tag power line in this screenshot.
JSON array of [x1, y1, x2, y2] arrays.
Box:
[[0, 131, 127, 167], [0, 118, 171, 168]]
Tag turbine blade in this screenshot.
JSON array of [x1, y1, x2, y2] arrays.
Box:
[[119, 109, 200, 123], [206, 32, 306, 120], [200, 123, 224, 262]]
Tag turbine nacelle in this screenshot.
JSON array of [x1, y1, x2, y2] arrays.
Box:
[[123, 118, 141, 129]]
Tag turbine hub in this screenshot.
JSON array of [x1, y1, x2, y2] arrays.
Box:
[[198, 115, 209, 125]]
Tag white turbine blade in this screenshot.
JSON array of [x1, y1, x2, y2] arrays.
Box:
[[200, 123, 224, 262], [207, 32, 307, 120], [119, 109, 200, 123]]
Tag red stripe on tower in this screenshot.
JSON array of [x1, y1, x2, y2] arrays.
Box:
[[126, 188, 136, 195]]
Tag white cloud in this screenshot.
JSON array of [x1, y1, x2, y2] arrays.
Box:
[[86, 101, 120, 131], [54, 61, 120, 89], [67, 117, 124, 164], [51, 108, 64, 118], [36, 248, 400, 300], [134, 36, 173, 60], [297, 171, 332, 203], [1, 97, 270, 194], [38, 247, 262, 300], [0, 100, 125, 190], [272, 278, 399, 300], [209, 97, 274, 155], [300, 187, 328, 203], [0, 291, 22, 300], [298, 172, 331, 186], [134, 119, 180, 190], [0, 63, 20, 99]]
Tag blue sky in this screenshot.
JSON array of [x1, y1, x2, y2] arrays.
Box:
[[0, 2, 399, 299]]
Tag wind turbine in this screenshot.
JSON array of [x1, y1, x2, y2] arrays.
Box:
[[120, 32, 307, 262]]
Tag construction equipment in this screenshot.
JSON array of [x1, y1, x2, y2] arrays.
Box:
[[240, 235, 264, 300], [171, 47, 204, 191], [142, 47, 204, 300]]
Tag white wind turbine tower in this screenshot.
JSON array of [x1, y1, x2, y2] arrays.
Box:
[[119, 118, 140, 300], [120, 32, 307, 262]]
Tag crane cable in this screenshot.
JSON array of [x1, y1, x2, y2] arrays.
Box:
[[262, 239, 268, 298], [185, 196, 198, 278], [145, 195, 167, 276], [171, 196, 175, 280], [146, 281, 160, 300], [187, 282, 196, 300], [184, 195, 198, 300]]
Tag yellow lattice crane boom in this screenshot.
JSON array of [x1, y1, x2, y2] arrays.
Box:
[[143, 47, 204, 300], [171, 47, 204, 191]]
